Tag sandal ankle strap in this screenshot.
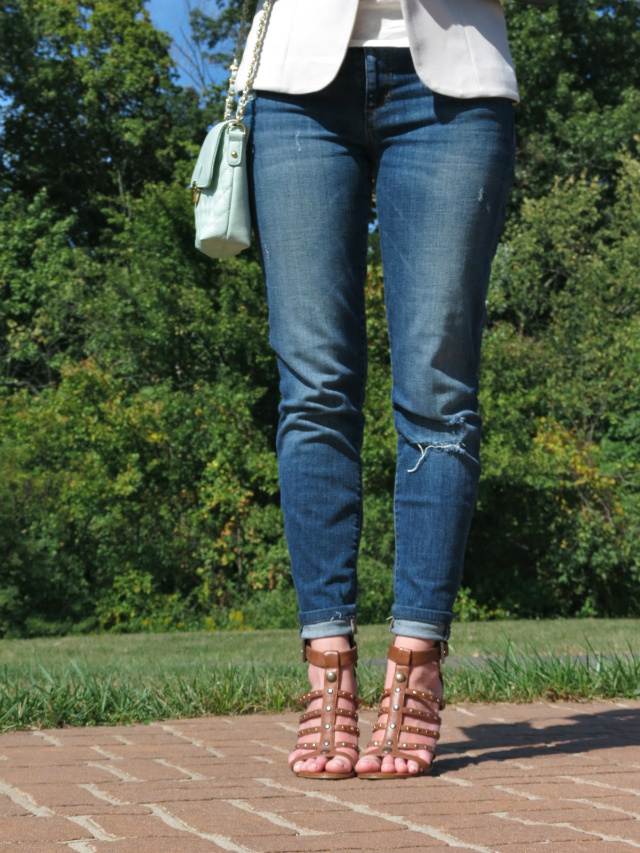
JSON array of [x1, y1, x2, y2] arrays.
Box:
[[387, 641, 448, 666], [304, 644, 358, 668]]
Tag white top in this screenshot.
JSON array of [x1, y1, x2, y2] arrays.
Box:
[[237, 0, 520, 102], [349, 0, 410, 47]]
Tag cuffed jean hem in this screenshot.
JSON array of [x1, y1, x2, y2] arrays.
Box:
[[298, 608, 357, 640], [299, 619, 356, 640], [389, 618, 450, 642], [391, 605, 452, 641]]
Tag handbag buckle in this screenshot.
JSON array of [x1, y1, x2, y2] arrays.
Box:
[[191, 181, 201, 205], [226, 120, 247, 136]]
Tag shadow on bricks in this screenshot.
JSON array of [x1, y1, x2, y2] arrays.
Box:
[[435, 704, 640, 774]]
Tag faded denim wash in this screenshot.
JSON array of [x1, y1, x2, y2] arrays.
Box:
[[245, 48, 515, 641]]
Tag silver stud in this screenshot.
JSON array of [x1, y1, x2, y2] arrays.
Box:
[[387, 739, 393, 745], [393, 704, 399, 711], [326, 705, 332, 712], [324, 723, 330, 730], [390, 723, 396, 729], [323, 740, 330, 746], [327, 688, 334, 694], [395, 687, 401, 693]]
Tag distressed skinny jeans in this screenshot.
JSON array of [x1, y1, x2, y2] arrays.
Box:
[[245, 48, 515, 642]]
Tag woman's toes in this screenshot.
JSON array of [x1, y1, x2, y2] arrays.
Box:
[[380, 755, 398, 773], [303, 756, 327, 773], [356, 753, 430, 776], [355, 754, 381, 773], [325, 755, 354, 774], [291, 753, 325, 774], [393, 757, 409, 774]]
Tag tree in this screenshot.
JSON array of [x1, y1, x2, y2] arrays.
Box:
[[469, 150, 640, 616], [1, 0, 639, 635], [505, 0, 640, 213], [0, 0, 204, 244]]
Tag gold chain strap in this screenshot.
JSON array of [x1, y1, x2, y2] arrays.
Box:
[[223, 0, 272, 123]]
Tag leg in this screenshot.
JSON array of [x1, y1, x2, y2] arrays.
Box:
[[246, 59, 372, 774], [247, 81, 372, 638], [354, 49, 515, 775]]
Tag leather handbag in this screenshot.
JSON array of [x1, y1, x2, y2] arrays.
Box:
[[191, 1, 271, 259]]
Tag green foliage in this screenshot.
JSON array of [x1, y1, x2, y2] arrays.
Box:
[[469, 151, 640, 616], [0, 0, 204, 243], [505, 0, 640, 212], [0, 0, 639, 636], [453, 587, 507, 623], [0, 358, 283, 635]]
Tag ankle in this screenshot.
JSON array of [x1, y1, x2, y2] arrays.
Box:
[[393, 635, 441, 652], [308, 635, 353, 654], [304, 636, 357, 693]]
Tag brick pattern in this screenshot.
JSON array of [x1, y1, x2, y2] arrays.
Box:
[[0, 700, 639, 852]]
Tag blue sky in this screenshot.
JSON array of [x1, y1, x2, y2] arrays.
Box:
[[147, 0, 223, 88], [147, 0, 192, 85], [147, 0, 190, 42]]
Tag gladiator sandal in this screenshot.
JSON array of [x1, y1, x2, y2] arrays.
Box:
[[358, 641, 447, 779], [289, 642, 359, 779]]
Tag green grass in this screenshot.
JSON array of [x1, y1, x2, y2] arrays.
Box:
[[2, 618, 639, 670], [1, 620, 638, 731]]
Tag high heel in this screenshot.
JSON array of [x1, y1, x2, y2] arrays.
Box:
[[289, 642, 359, 779], [357, 641, 447, 779]]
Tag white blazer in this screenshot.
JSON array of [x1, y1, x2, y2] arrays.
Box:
[[236, 0, 519, 101]]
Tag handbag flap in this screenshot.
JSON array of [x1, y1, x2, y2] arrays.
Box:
[[191, 121, 246, 189]]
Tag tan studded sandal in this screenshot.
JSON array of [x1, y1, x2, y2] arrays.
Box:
[[289, 642, 359, 779], [358, 641, 447, 779]]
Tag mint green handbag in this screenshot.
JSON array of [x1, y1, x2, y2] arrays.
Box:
[[191, 1, 271, 259], [191, 120, 250, 259]]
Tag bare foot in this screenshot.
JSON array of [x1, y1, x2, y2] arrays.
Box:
[[289, 636, 358, 776], [355, 636, 443, 776]]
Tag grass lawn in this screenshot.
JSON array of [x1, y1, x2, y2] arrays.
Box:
[[1, 618, 639, 672], [1, 620, 638, 731]]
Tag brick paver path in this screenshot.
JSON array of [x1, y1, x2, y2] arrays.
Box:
[[1, 700, 639, 852]]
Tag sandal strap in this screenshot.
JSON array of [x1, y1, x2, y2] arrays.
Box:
[[294, 740, 359, 751], [401, 724, 440, 739], [361, 643, 446, 774], [372, 722, 440, 739], [304, 645, 358, 668], [380, 687, 445, 709], [387, 641, 448, 666], [299, 706, 358, 723], [367, 740, 434, 770], [300, 688, 357, 705], [299, 724, 359, 738], [293, 642, 359, 774], [379, 692, 443, 716], [370, 738, 437, 756], [398, 743, 437, 755]]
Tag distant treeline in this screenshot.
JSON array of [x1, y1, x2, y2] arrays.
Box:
[[1, 0, 639, 637]]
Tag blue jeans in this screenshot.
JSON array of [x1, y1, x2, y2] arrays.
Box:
[[246, 49, 515, 642]]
